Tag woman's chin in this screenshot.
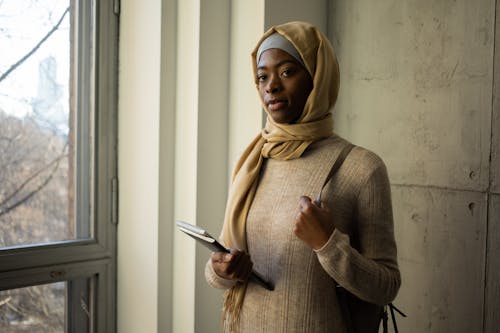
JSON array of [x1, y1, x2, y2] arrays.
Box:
[[269, 109, 298, 124]]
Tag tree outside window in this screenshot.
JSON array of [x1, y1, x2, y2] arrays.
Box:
[[0, 1, 117, 331]]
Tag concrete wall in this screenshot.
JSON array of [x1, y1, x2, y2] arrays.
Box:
[[486, 3, 500, 333], [329, 0, 498, 332]]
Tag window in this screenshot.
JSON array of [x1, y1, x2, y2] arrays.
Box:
[[0, 0, 118, 332]]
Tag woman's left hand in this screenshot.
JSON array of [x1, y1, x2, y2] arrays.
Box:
[[294, 195, 335, 250]]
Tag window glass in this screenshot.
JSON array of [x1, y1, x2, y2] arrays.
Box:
[[0, 0, 92, 248], [0, 282, 65, 332], [0, 278, 93, 332]]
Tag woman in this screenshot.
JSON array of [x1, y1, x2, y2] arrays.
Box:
[[205, 21, 401, 332]]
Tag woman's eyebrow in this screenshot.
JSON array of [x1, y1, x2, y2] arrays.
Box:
[[257, 59, 297, 71]]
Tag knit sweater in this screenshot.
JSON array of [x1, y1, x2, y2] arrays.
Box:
[[205, 135, 401, 332]]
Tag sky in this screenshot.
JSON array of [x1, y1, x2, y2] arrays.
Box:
[[0, 0, 70, 134]]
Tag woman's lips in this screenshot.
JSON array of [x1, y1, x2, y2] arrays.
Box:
[[268, 100, 287, 111]]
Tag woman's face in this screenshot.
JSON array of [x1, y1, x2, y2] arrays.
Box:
[[257, 48, 313, 124]]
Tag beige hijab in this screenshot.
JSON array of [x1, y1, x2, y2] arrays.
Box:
[[220, 21, 340, 328]]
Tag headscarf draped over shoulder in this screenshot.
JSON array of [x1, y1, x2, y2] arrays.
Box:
[[220, 21, 340, 329]]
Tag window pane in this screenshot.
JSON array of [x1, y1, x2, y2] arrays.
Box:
[[0, 282, 65, 332], [0, 0, 93, 248], [0, 278, 93, 333]]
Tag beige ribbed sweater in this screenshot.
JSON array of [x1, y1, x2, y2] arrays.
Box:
[[205, 135, 401, 332]]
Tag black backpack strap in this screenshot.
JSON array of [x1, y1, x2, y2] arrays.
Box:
[[314, 143, 355, 205], [388, 303, 407, 333]]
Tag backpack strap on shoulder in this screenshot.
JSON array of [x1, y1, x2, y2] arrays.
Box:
[[314, 143, 355, 205]]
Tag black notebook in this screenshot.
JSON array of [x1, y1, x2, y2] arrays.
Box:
[[175, 220, 274, 291]]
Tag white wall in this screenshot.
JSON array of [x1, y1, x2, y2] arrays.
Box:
[[228, 0, 265, 167], [171, 0, 199, 330], [118, 0, 161, 332]]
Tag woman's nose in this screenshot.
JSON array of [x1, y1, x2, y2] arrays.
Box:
[[266, 75, 282, 93]]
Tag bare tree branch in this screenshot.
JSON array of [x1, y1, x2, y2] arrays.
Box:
[[0, 7, 70, 83], [5, 298, 28, 316], [0, 151, 66, 204], [0, 297, 11, 307], [0, 151, 67, 217]]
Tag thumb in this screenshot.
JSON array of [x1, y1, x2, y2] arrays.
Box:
[[299, 195, 313, 210]]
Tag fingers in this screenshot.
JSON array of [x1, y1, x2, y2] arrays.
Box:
[[299, 195, 326, 212], [211, 251, 233, 279], [226, 249, 244, 274], [299, 195, 313, 211], [232, 254, 254, 281], [294, 195, 334, 250], [227, 249, 253, 281], [211, 251, 226, 263], [211, 249, 253, 282]]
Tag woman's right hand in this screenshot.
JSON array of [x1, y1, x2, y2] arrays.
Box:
[[211, 249, 253, 282]]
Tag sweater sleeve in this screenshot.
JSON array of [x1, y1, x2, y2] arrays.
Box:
[[205, 258, 238, 290], [314, 162, 401, 305]]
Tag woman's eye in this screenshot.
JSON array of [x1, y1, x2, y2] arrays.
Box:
[[257, 74, 267, 82], [281, 68, 296, 77]]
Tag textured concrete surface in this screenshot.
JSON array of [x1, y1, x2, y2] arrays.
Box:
[[491, 2, 500, 194], [485, 194, 500, 333], [330, 0, 494, 191], [328, 0, 497, 332], [392, 186, 486, 333]]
